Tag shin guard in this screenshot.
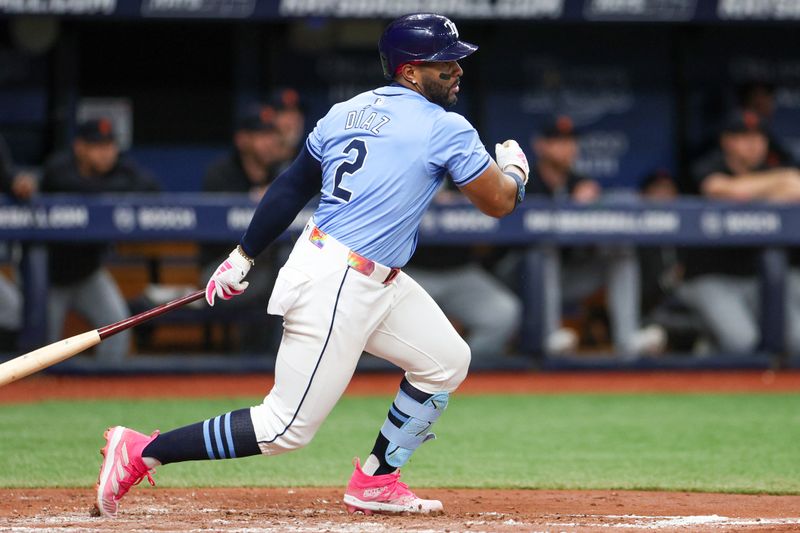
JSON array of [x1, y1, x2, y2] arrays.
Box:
[[380, 389, 449, 468]]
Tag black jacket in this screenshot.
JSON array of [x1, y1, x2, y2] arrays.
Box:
[[41, 150, 159, 285]]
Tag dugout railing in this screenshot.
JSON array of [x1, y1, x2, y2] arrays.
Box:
[[0, 193, 795, 371]]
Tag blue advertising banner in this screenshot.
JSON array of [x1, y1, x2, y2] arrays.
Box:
[[683, 28, 800, 164], [0, 193, 796, 246], [3, 0, 800, 22], [481, 26, 674, 190]]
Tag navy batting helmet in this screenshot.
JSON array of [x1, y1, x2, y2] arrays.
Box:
[[378, 13, 478, 81]]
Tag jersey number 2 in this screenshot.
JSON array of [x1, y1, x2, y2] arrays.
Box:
[[332, 139, 367, 202]]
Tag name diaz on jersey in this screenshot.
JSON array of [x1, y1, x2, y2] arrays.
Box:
[[344, 102, 392, 135]]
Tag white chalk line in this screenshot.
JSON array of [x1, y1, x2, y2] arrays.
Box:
[[548, 514, 800, 529], [2, 510, 800, 532]]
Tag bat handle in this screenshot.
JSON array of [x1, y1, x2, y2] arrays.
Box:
[[97, 289, 205, 340]]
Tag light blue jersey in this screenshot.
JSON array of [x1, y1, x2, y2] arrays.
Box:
[[306, 84, 491, 267]]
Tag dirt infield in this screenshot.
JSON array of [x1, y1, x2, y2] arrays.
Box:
[[2, 488, 800, 532], [2, 370, 800, 531]]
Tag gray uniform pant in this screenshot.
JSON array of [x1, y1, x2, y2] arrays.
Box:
[[0, 272, 21, 331], [543, 245, 641, 353], [403, 263, 522, 359], [48, 268, 131, 362], [676, 270, 800, 354]]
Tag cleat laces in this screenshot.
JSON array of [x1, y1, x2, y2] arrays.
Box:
[[115, 460, 156, 499]]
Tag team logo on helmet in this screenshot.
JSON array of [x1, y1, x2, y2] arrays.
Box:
[[443, 19, 458, 37]]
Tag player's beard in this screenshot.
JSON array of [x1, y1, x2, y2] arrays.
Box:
[[421, 78, 457, 108]]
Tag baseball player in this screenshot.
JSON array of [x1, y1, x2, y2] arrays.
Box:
[[95, 13, 529, 517]]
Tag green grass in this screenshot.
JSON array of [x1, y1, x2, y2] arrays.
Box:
[[2, 393, 799, 493]]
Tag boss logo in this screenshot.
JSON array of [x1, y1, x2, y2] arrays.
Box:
[[700, 212, 722, 237], [113, 207, 136, 233]]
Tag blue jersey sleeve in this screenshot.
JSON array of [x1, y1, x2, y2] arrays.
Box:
[[305, 117, 325, 161], [427, 112, 491, 187]]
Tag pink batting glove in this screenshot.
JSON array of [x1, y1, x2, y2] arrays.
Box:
[[205, 247, 252, 306]]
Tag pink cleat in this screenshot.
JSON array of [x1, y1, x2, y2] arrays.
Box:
[[95, 426, 159, 518], [343, 458, 443, 515]]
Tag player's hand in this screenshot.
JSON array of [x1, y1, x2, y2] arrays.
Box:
[[205, 246, 253, 306], [495, 140, 529, 184]]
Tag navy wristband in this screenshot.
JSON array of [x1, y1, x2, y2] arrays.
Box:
[[505, 171, 526, 206]]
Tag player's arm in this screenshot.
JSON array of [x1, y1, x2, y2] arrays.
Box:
[[205, 145, 321, 305], [702, 168, 800, 201], [239, 145, 321, 256], [459, 140, 529, 218]]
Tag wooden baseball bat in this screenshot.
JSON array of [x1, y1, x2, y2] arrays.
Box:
[[0, 289, 205, 388]]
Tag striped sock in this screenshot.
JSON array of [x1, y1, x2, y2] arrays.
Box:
[[142, 408, 261, 465]]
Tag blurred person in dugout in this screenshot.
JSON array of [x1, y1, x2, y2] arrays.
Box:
[[0, 133, 36, 348], [735, 81, 793, 167], [403, 185, 522, 362], [41, 118, 160, 362], [528, 115, 666, 357], [637, 170, 682, 317], [200, 105, 286, 352], [269, 88, 306, 166], [636, 170, 693, 350], [680, 110, 800, 355]]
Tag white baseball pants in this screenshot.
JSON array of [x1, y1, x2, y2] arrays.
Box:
[[250, 221, 470, 455]]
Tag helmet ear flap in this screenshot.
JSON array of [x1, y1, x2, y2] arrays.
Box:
[[380, 52, 392, 80]]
